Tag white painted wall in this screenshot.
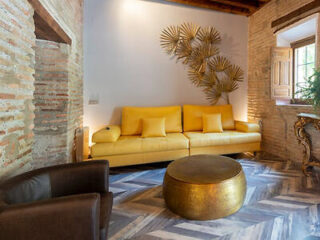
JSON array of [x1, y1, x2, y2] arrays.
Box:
[[84, 0, 248, 139]]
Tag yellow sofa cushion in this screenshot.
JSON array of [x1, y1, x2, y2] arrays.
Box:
[[141, 118, 166, 138], [92, 125, 121, 143], [121, 106, 182, 136], [183, 105, 235, 132], [235, 121, 260, 133], [203, 113, 223, 133], [184, 131, 261, 148], [91, 133, 189, 157]]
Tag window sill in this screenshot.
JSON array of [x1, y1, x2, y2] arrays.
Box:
[[275, 99, 312, 108], [276, 103, 313, 108]]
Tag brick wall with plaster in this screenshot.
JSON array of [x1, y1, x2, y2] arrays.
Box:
[[248, 0, 320, 163], [0, 0, 83, 181]]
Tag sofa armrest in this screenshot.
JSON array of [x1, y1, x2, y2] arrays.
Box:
[[92, 125, 121, 143], [0, 193, 100, 240], [235, 121, 261, 133]]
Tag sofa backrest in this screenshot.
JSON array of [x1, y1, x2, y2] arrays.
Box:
[[183, 105, 235, 132], [121, 106, 182, 136]]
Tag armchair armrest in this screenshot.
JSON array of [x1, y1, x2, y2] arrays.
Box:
[[92, 125, 121, 143], [0, 193, 100, 240], [235, 121, 261, 133]]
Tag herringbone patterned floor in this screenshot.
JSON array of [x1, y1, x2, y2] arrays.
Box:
[[108, 157, 320, 240]]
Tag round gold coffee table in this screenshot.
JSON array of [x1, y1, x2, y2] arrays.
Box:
[[163, 155, 246, 220]]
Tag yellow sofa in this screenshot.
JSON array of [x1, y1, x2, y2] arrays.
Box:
[[90, 105, 261, 167]]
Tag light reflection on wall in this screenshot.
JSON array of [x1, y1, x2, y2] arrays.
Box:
[[122, 0, 143, 15]]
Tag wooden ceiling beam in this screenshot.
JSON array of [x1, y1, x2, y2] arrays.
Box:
[[210, 0, 260, 11], [163, 0, 251, 16], [271, 0, 320, 33], [272, 0, 320, 28]]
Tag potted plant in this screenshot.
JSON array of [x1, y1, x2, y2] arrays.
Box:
[[296, 69, 320, 112]]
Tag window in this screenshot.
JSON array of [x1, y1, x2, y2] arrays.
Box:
[[292, 37, 316, 100], [271, 36, 316, 103], [272, 16, 317, 104]]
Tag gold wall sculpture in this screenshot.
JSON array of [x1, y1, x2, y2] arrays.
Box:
[[160, 23, 244, 104]]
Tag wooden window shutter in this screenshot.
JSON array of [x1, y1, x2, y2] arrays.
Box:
[[271, 47, 293, 99]]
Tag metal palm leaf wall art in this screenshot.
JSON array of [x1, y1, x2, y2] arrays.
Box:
[[160, 23, 243, 104]]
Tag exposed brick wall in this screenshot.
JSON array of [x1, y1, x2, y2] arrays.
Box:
[[248, 0, 318, 163], [0, 1, 36, 180], [38, 0, 84, 165], [33, 40, 70, 168], [0, 0, 83, 181]]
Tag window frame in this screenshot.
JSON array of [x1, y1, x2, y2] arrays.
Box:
[[291, 35, 315, 104]]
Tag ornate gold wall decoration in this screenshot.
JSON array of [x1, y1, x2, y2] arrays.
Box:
[[160, 23, 244, 104]]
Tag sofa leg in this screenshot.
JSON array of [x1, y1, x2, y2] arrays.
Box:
[[253, 151, 262, 160]]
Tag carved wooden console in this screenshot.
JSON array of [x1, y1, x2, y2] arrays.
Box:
[[294, 113, 320, 176]]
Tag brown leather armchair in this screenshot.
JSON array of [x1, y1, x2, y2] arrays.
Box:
[[0, 160, 113, 240]]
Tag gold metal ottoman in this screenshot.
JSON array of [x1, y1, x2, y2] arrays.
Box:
[[163, 155, 246, 220]]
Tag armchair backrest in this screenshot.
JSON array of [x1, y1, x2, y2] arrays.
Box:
[[0, 172, 51, 205], [0, 160, 109, 205], [50, 161, 109, 197]]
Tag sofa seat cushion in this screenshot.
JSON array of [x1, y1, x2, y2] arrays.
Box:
[[184, 131, 261, 148], [91, 133, 189, 157]]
